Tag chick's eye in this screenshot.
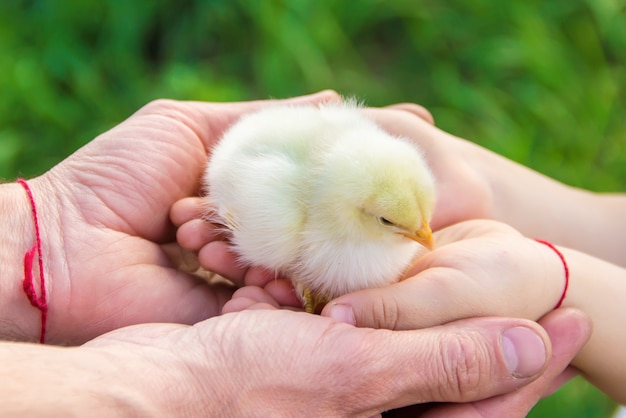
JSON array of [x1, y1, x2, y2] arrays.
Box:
[[378, 217, 395, 227]]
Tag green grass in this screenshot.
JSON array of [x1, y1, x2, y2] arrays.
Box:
[[1, 1, 624, 415], [529, 376, 617, 418]]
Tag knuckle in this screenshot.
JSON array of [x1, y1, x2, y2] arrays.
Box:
[[369, 294, 401, 330], [437, 331, 488, 401]]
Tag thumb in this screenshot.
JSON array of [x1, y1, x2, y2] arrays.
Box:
[[346, 316, 551, 415], [411, 308, 591, 418], [321, 271, 466, 330]]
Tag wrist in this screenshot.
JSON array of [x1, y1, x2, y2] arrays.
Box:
[[84, 324, 237, 416], [533, 239, 569, 310], [0, 342, 161, 416], [556, 247, 626, 402], [0, 176, 66, 343], [0, 181, 42, 341]]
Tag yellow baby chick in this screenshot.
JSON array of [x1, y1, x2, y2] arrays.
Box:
[[204, 101, 435, 313]]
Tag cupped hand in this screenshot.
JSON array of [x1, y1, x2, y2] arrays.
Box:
[[171, 196, 282, 289], [29, 91, 339, 344], [83, 301, 591, 417], [217, 219, 566, 323], [383, 308, 588, 418], [211, 285, 589, 417], [213, 286, 591, 418], [321, 219, 567, 330]]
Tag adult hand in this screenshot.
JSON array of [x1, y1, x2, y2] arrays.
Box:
[[78, 307, 588, 417], [7, 91, 339, 344], [383, 309, 588, 417], [217, 285, 589, 417]]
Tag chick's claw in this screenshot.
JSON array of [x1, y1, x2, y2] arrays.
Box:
[[302, 287, 331, 314]]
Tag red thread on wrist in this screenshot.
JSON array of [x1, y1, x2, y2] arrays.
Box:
[[535, 239, 569, 310], [17, 179, 48, 344]]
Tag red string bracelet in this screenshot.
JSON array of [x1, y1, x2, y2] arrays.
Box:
[[535, 239, 569, 309], [17, 179, 48, 344]]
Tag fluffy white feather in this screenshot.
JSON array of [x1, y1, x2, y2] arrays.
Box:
[[204, 101, 435, 311]]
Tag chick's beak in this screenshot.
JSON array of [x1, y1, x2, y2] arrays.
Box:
[[403, 221, 434, 250]]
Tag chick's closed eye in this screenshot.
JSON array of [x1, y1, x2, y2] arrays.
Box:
[[379, 217, 395, 226]]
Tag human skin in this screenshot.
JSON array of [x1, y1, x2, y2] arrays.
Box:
[[0, 307, 590, 417], [369, 104, 626, 268], [211, 217, 625, 403], [173, 103, 626, 404], [0, 91, 340, 345], [322, 219, 626, 404], [0, 94, 593, 415], [345, 106, 626, 403]]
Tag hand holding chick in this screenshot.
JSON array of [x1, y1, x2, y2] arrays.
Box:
[[192, 101, 436, 312]]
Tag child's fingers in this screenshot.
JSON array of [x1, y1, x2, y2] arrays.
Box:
[[233, 286, 281, 307], [170, 197, 205, 226], [198, 241, 248, 286], [177, 218, 224, 251], [222, 297, 262, 314], [221, 286, 281, 314], [244, 267, 279, 287], [264, 279, 302, 308]]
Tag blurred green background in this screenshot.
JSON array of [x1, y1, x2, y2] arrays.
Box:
[[0, 1, 623, 416]]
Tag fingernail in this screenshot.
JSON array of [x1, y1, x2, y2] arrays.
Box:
[[327, 303, 356, 326], [501, 327, 547, 378]]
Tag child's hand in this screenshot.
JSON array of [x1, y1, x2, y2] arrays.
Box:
[[171, 196, 278, 288], [321, 219, 568, 329]]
